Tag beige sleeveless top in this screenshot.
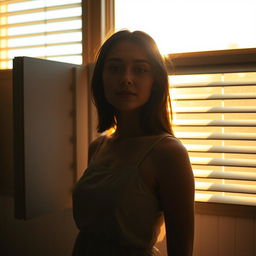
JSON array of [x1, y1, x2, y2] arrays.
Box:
[[72, 135, 171, 255]]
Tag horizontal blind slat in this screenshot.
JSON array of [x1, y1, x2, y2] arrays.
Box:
[[172, 93, 256, 100], [172, 81, 256, 88], [0, 16, 81, 28], [173, 120, 256, 127], [191, 157, 256, 168], [175, 132, 256, 140], [185, 144, 256, 154], [3, 41, 81, 50], [193, 169, 256, 181], [1, 0, 34, 5], [174, 106, 256, 113], [0, 29, 82, 40], [1, 3, 81, 16], [196, 182, 256, 194]]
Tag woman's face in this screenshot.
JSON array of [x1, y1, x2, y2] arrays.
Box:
[[102, 40, 154, 113]]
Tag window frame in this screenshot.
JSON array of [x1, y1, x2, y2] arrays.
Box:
[[166, 48, 256, 217]]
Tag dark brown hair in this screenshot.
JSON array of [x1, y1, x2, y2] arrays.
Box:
[[91, 30, 174, 135]]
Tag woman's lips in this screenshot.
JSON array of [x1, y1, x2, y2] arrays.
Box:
[[116, 90, 136, 96], [116, 91, 137, 100]]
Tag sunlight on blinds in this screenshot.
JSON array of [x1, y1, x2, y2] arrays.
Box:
[[169, 72, 256, 206], [0, 0, 82, 69]]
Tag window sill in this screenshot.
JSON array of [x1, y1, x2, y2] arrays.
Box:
[[195, 201, 256, 218]]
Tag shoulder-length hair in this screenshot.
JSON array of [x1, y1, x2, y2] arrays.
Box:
[[91, 30, 174, 135]]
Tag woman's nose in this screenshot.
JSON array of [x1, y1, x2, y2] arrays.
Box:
[[121, 68, 134, 86]]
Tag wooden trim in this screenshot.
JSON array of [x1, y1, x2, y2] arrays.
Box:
[[104, 0, 115, 40], [168, 48, 256, 65], [166, 47, 256, 74], [82, 0, 115, 64], [82, 0, 102, 64], [195, 201, 256, 217]]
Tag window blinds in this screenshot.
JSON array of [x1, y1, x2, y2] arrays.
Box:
[[166, 49, 256, 207], [0, 0, 82, 69]]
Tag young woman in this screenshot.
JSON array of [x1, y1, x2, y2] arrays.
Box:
[[72, 30, 195, 256]]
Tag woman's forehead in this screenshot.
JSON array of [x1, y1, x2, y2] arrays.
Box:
[[105, 40, 150, 62]]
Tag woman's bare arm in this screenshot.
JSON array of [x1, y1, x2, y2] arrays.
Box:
[[153, 137, 195, 256]]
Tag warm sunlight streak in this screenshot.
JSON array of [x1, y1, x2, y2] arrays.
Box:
[[157, 222, 166, 242], [115, 0, 256, 54]]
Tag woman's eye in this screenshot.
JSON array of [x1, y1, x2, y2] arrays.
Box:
[[108, 65, 122, 72], [134, 67, 148, 73]]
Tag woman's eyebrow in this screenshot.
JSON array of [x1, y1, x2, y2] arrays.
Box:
[[133, 59, 151, 65], [105, 57, 150, 64], [105, 57, 122, 62]]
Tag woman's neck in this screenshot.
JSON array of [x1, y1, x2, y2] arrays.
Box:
[[114, 110, 144, 138], [111, 110, 166, 139]]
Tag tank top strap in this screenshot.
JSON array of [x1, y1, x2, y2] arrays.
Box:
[[90, 135, 105, 163], [135, 135, 172, 168]]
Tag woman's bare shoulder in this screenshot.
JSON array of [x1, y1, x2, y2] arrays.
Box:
[[156, 135, 188, 157], [151, 135, 191, 175]]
